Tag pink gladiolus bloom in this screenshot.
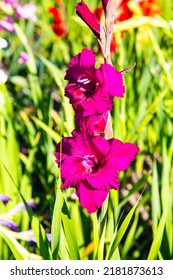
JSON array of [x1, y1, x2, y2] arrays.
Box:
[[18, 51, 29, 64], [65, 48, 125, 117], [54, 130, 140, 214], [4, 0, 19, 8], [75, 111, 109, 135], [76, 1, 100, 38], [16, 2, 37, 21], [0, 16, 15, 32]]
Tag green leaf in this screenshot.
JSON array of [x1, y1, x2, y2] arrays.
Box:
[[51, 183, 63, 259], [106, 197, 140, 260], [19, 192, 52, 260], [61, 200, 81, 260], [14, 23, 37, 74], [31, 116, 61, 143], [38, 55, 74, 134], [0, 225, 41, 260], [1, 162, 52, 260], [147, 191, 170, 260]]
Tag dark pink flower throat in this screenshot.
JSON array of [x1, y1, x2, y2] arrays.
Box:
[[82, 155, 98, 173]]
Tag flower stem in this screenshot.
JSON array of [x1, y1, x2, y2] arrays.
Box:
[[96, 0, 116, 260], [97, 194, 109, 259], [92, 212, 99, 259]]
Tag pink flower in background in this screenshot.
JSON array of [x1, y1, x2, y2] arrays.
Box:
[[54, 130, 140, 213], [16, 2, 37, 21], [65, 48, 125, 117], [76, 1, 100, 38], [4, 0, 19, 8], [0, 16, 15, 32], [18, 51, 29, 64]]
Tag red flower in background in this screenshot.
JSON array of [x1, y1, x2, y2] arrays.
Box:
[[137, 0, 162, 17], [48, 1, 67, 37], [94, 0, 162, 52]]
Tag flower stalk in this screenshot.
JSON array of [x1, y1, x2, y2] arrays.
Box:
[[97, 0, 115, 259], [54, 0, 140, 248]]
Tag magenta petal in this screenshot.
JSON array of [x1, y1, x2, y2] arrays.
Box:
[[100, 64, 125, 98], [55, 136, 73, 163], [90, 135, 110, 158], [108, 139, 140, 171], [68, 48, 96, 69], [81, 89, 112, 116], [65, 83, 86, 109], [87, 168, 119, 190], [76, 1, 100, 38], [60, 157, 87, 188], [76, 180, 109, 214], [75, 111, 108, 135]]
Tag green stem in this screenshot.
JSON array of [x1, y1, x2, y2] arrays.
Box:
[[92, 212, 99, 259], [98, 194, 109, 259]]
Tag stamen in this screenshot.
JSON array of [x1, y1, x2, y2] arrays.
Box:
[[82, 155, 97, 173], [78, 74, 90, 84]]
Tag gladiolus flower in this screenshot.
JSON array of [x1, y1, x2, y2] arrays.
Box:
[[16, 2, 37, 21], [75, 111, 109, 135], [76, 1, 101, 38], [0, 16, 15, 32], [18, 51, 29, 64], [55, 130, 140, 213], [65, 48, 125, 117]]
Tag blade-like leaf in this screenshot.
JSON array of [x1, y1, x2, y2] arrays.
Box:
[[148, 189, 170, 260], [61, 200, 81, 260], [106, 197, 140, 260], [0, 225, 41, 260], [51, 183, 63, 259]]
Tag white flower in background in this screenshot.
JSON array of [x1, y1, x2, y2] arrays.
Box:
[[0, 69, 8, 84], [0, 38, 8, 49]]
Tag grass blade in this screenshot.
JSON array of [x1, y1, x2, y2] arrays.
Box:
[[106, 196, 141, 260], [51, 183, 63, 259], [147, 191, 170, 260]]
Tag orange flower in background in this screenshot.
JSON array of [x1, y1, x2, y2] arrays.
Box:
[[48, 0, 67, 38], [137, 0, 162, 17]]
